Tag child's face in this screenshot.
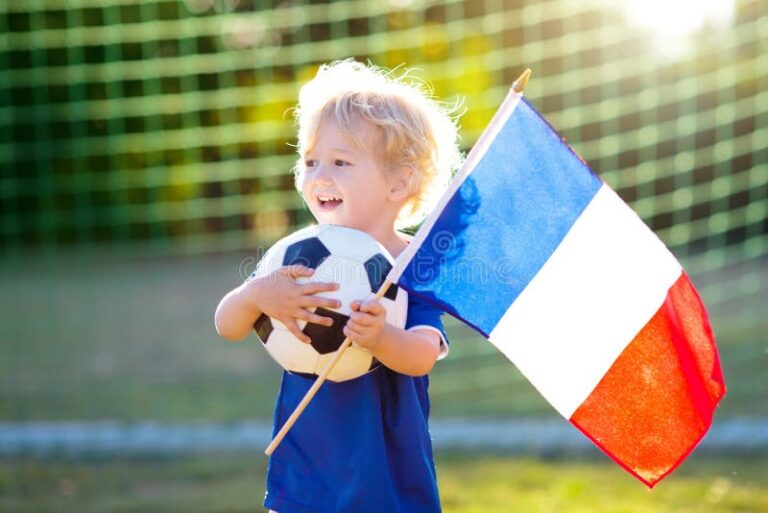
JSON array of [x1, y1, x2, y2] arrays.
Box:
[[301, 117, 398, 234]]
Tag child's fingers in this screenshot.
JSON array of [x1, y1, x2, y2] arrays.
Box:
[[283, 318, 311, 344], [300, 281, 339, 295], [296, 308, 335, 327], [348, 312, 384, 332], [358, 299, 384, 316], [302, 295, 342, 310], [280, 265, 314, 279], [348, 310, 374, 325], [343, 324, 363, 340]]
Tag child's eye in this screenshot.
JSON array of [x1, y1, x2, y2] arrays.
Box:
[[334, 159, 350, 167], [304, 159, 317, 168]]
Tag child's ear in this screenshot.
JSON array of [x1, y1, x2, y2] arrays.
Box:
[[388, 166, 414, 202]]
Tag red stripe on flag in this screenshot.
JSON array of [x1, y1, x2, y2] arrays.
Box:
[[570, 272, 726, 488]]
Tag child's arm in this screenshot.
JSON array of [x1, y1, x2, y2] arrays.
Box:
[[344, 298, 441, 377], [214, 265, 340, 342]]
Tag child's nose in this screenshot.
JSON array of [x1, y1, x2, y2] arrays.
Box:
[[312, 163, 333, 185]]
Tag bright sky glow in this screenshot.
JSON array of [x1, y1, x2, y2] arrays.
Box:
[[620, 0, 735, 58]]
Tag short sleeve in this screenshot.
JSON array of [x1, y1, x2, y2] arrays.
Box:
[[405, 292, 450, 360]]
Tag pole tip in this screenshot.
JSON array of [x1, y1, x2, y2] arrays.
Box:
[[512, 68, 532, 94]]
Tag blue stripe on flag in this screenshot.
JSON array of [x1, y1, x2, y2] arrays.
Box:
[[399, 99, 603, 337]]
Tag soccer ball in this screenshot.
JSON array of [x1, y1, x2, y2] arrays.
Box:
[[249, 225, 408, 382]]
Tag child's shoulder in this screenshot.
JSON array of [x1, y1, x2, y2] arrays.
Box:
[[396, 226, 419, 242], [387, 231, 413, 259], [398, 232, 414, 244]]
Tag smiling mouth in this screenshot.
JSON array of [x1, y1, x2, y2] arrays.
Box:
[[317, 195, 343, 209]]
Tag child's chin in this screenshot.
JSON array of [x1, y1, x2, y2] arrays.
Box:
[[315, 217, 356, 230], [314, 208, 344, 223], [313, 215, 339, 227]]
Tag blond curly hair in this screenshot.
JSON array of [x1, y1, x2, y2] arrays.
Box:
[[292, 59, 463, 229]]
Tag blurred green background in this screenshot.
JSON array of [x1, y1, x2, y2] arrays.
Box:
[[1, 0, 767, 511]]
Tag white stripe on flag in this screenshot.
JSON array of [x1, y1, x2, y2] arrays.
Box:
[[488, 185, 682, 418]]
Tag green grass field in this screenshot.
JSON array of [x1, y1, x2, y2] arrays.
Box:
[[1, 454, 767, 513]]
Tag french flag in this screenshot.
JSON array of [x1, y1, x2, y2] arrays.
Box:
[[388, 83, 726, 487]]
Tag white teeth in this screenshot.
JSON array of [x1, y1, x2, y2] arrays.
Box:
[[318, 195, 342, 202]]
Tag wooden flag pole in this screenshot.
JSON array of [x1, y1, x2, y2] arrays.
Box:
[[265, 68, 532, 457], [265, 279, 393, 456]]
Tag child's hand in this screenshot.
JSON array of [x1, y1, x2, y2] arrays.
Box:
[[255, 265, 340, 344], [344, 296, 386, 351]]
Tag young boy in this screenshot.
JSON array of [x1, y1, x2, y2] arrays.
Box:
[[214, 59, 463, 513]]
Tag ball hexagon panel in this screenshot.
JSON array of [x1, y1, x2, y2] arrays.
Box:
[[254, 314, 273, 343], [364, 253, 392, 293], [383, 283, 399, 301], [302, 307, 349, 355], [316, 344, 380, 382], [314, 225, 380, 256], [264, 329, 319, 375], [282, 237, 330, 269]]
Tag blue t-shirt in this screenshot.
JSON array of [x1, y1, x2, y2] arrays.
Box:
[[264, 292, 448, 513]]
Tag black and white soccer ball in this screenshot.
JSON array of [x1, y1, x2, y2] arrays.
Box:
[[249, 225, 408, 382]]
